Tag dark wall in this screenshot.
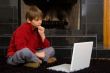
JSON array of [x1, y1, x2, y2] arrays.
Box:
[[81, 0, 103, 43], [0, 0, 19, 47], [0, 0, 18, 35]]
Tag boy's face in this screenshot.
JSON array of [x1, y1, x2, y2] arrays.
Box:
[[30, 18, 42, 28]]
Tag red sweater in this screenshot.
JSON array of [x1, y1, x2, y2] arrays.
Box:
[[7, 22, 50, 57]]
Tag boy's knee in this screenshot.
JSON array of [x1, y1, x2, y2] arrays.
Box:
[[48, 47, 55, 52], [47, 47, 55, 56]]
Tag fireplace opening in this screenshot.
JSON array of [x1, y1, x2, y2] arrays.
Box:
[[22, 0, 80, 31]]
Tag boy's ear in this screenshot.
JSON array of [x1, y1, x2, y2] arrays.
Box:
[[26, 18, 31, 23]]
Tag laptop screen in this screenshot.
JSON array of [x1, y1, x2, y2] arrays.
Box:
[[70, 41, 93, 71]]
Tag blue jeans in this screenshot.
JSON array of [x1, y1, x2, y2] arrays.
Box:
[[7, 47, 55, 65]]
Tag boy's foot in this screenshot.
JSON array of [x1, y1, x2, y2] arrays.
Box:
[[47, 57, 57, 64], [24, 62, 40, 68]]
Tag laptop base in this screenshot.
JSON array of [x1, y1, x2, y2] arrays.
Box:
[[47, 64, 71, 72]]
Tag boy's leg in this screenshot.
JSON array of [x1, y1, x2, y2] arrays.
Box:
[[42, 47, 56, 63], [7, 48, 40, 65]]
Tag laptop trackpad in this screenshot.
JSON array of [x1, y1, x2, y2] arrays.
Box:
[[47, 64, 71, 72]]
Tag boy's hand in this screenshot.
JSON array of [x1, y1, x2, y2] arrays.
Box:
[[37, 26, 45, 42], [37, 26, 45, 35], [35, 51, 46, 59]]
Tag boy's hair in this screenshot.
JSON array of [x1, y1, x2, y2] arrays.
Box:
[[25, 6, 43, 21]]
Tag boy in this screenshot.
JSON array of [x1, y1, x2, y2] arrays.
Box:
[[7, 6, 56, 68]]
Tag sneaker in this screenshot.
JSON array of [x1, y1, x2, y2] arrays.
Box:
[[24, 62, 40, 68], [47, 57, 57, 64]]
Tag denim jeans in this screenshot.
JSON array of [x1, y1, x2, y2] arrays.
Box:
[[7, 47, 55, 65]]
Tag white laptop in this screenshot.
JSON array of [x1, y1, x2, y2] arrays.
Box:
[[47, 41, 93, 73]]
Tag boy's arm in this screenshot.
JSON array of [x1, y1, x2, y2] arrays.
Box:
[[37, 26, 45, 42], [43, 38, 50, 48], [37, 26, 50, 48]]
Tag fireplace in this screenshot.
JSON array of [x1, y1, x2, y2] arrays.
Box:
[[21, 0, 80, 30]]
